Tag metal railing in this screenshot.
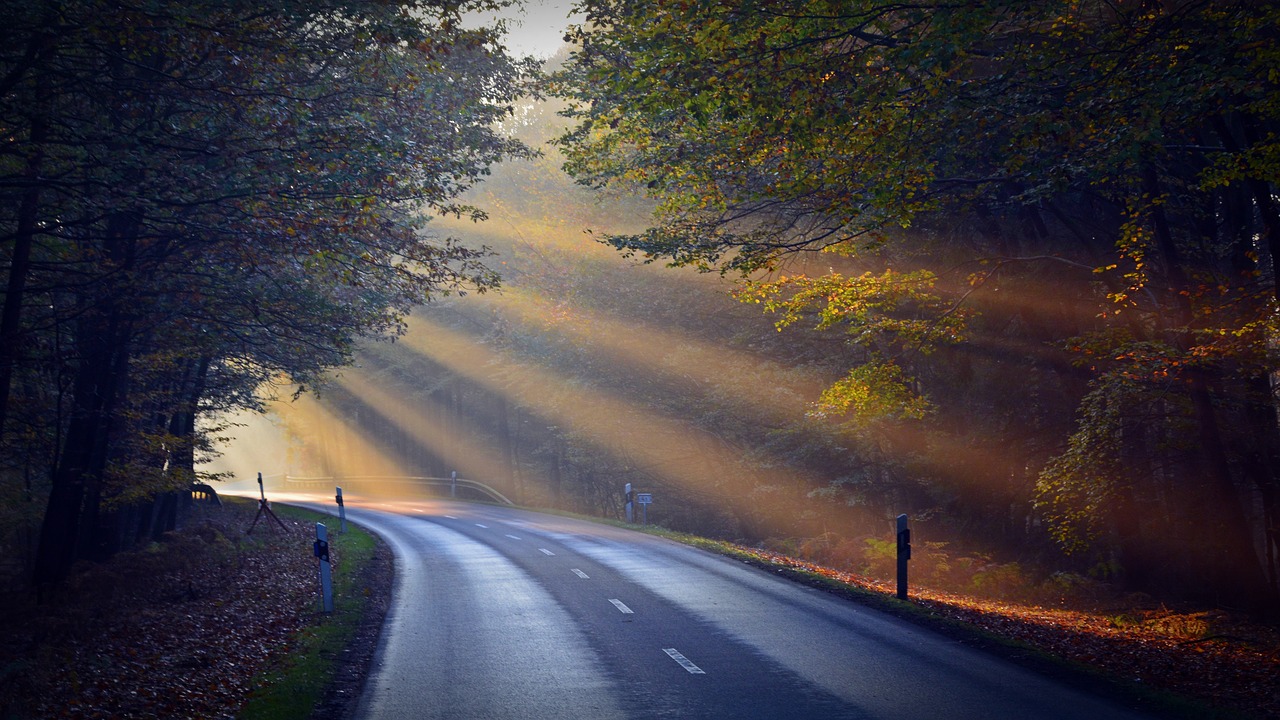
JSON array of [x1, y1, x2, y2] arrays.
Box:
[[281, 474, 513, 505]]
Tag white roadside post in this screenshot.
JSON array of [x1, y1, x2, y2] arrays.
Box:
[[335, 486, 347, 534], [451, 470, 457, 498], [315, 522, 334, 613]]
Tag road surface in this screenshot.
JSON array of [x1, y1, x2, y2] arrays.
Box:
[[314, 499, 1157, 720]]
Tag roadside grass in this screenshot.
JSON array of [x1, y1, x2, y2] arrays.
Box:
[[238, 503, 378, 720]]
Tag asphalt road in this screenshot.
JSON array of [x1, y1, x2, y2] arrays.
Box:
[[323, 499, 1156, 720]]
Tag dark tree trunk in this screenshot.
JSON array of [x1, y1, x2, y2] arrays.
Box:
[[155, 356, 209, 536], [1143, 166, 1272, 610], [1240, 374, 1280, 597], [0, 9, 56, 441], [32, 210, 140, 591], [33, 303, 132, 589], [1185, 371, 1272, 608], [549, 441, 564, 509], [0, 114, 47, 440]]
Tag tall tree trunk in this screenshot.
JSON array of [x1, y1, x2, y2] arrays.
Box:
[[494, 392, 517, 500], [1144, 166, 1272, 610], [33, 303, 131, 589], [1225, 116, 1280, 307], [550, 440, 564, 509], [0, 116, 47, 440], [1263, 482, 1279, 596], [154, 355, 209, 537], [0, 8, 56, 441], [1240, 374, 1280, 597], [33, 209, 140, 590]]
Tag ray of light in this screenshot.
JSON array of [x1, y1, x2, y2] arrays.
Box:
[[331, 370, 522, 492], [199, 406, 292, 491], [262, 393, 442, 502], [396, 314, 815, 518], [451, 287, 1040, 505], [467, 287, 833, 425]]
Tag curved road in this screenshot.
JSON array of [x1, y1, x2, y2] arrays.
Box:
[[316, 499, 1156, 720]]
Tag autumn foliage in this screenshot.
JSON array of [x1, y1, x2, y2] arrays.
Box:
[[554, 0, 1280, 612]]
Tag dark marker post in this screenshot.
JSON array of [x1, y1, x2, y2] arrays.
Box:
[[896, 514, 911, 600]]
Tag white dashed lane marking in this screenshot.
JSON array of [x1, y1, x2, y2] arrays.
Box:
[[539, 548, 555, 556], [571, 569, 589, 579], [608, 599, 634, 614], [663, 648, 705, 674]]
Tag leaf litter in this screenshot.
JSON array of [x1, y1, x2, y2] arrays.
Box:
[[0, 501, 320, 719]]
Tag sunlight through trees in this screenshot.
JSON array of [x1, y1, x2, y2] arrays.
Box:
[[0, 0, 534, 587]]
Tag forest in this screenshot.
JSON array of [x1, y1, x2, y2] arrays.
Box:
[[546, 0, 1280, 613], [0, 0, 535, 591], [3, 0, 1279, 617]]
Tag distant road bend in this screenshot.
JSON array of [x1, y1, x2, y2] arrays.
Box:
[[296, 499, 1158, 720]]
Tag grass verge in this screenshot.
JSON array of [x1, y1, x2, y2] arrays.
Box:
[[238, 504, 380, 720]]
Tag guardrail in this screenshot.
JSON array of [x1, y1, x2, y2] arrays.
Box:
[[281, 475, 513, 505]]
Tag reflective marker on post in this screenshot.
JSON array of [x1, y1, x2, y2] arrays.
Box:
[[315, 523, 333, 613], [335, 486, 347, 534]]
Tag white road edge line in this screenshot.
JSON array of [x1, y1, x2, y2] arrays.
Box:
[[608, 599, 633, 614], [571, 568, 589, 579], [539, 548, 555, 556], [663, 648, 705, 674]]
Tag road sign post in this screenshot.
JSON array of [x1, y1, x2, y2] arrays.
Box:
[[636, 492, 653, 525], [315, 522, 333, 613], [896, 514, 911, 600]]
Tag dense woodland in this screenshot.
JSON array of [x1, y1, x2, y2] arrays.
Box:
[[0, 0, 534, 592], [548, 0, 1280, 612], [3, 0, 1279, 618]]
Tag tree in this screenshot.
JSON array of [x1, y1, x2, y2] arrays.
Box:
[[0, 0, 535, 587], [554, 0, 1280, 608]]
